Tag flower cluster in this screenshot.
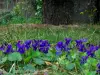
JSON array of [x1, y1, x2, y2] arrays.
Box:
[[97, 63, 100, 74], [1, 38, 100, 73], [0, 39, 50, 54], [0, 44, 13, 54], [55, 38, 72, 56], [32, 40, 50, 53], [75, 38, 99, 65], [75, 38, 87, 52]]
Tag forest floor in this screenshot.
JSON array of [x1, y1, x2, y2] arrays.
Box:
[[0, 24, 100, 75], [0, 23, 100, 43], [0, 23, 100, 31]]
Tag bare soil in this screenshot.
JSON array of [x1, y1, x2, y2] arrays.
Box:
[[0, 24, 100, 32]]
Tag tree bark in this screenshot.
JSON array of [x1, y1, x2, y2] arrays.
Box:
[[43, 0, 74, 25], [94, 0, 100, 23]]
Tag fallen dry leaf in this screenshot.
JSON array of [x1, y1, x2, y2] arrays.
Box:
[[45, 61, 52, 66]]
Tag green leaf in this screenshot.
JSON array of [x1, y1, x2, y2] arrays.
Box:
[[95, 49, 100, 59], [52, 65, 58, 71], [72, 53, 77, 59], [23, 64, 35, 72], [87, 71, 96, 75], [58, 55, 69, 65], [0, 56, 7, 64], [45, 51, 53, 57], [4, 73, 14, 75], [24, 56, 32, 63], [8, 52, 22, 61], [87, 57, 97, 66], [32, 50, 41, 57], [66, 63, 75, 70], [84, 63, 89, 69], [34, 58, 44, 65], [66, 55, 73, 62], [0, 51, 3, 56], [41, 57, 52, 61]]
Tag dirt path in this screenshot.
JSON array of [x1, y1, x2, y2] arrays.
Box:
[[0, 24, 100, 32]]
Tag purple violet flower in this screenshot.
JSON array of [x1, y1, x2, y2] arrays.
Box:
[[65, 38, 72, 45], [55, 41, 64, 55], [80, 56, 88, 64], [0, 44, 5, 51], [4, 44, 13, 54], [78, 44, 87, 52], [39, 40, 50, 53], [86, 45, 97, 57], [16, 41, 25, 54], [55, 41, 64, 51], [97, 63, 100, 69], [32, 40, 39, 51], [24, 40, 32, 50], [17, 44, 25, 54]]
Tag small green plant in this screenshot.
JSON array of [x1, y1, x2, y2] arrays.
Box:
[[80, 8, 97, 23], [0, 25, 100, 75]]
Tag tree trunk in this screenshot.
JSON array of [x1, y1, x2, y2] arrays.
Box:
[[94, 0, 100, 23], [43, 0, 74, 25]]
